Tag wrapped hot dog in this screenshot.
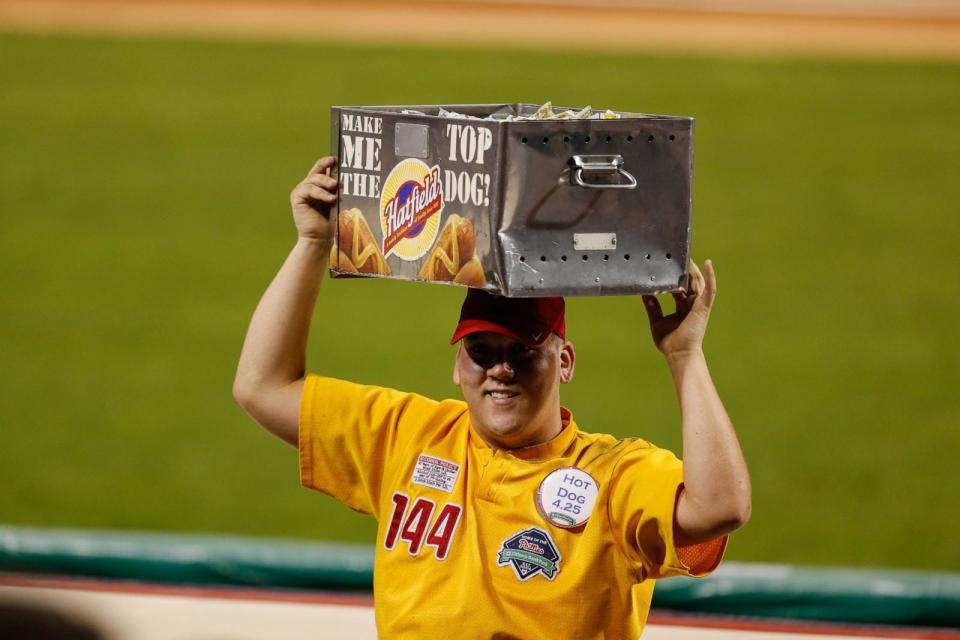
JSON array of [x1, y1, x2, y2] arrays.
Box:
[[331, 208, 391, 276], [418, 215, 486, 287]]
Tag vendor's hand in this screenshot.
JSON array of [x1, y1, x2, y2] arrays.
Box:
[[290, 156, 338, 243], [642, 259, 717, 360]]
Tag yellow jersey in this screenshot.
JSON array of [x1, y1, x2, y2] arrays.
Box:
[[299, 375, 725, 639]]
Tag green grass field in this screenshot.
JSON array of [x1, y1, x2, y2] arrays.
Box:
[[1, 31, 958, 571]]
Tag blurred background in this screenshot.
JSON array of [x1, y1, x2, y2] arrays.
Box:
[[1, 0, 958, 577]]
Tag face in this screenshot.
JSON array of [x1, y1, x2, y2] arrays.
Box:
[[453, 332, 575, 450]]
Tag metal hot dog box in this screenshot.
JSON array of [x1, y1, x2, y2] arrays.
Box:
[[330, 103, 693, 297]]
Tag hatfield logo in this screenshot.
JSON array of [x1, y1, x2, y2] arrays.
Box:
[[380, 159, 444, 260]]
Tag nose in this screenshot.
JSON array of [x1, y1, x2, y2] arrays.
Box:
[[487, 359, 515, 379]]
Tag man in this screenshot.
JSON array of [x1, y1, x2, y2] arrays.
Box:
[[233, 156, 751, 638]]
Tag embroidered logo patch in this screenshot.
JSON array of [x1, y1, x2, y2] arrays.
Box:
[[411, 454, 461, 493], [497, 527, 561, 581]]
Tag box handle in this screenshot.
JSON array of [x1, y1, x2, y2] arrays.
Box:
[[570, 155, 637, 190]]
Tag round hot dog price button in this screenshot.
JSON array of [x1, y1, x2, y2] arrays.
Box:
[[536, 467, 599, 529]]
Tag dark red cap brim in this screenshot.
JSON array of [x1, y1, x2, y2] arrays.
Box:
[[450, 318, 537, 345]]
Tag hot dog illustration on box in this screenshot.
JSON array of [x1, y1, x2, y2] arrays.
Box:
[[332, 208, 391, 275], [418, 214, 485, 287]]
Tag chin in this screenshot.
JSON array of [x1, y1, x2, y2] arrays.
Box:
[[477, 415, 533, 446], [465, 393, 540, 446], [487, 419, 526, 438]]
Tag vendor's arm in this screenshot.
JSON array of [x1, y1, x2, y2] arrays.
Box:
[[232, 157, 338, 446], [642, 260, 752, 545]]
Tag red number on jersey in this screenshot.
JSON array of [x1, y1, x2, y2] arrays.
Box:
[[384, 493, 409, 550], [399, 498, 435, 555], [384, 493, 463, 559], [424, 503, 463, 560]]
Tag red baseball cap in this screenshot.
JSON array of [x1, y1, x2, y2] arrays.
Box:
[[450, 289, 566, 346]]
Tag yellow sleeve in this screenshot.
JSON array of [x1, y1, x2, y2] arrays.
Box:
[[607, 443, 726, 580], [298, 374, 438, 518]]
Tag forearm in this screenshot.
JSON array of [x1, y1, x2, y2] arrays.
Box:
[[234, 237, 329, 397], [669, 350, 751, 543]]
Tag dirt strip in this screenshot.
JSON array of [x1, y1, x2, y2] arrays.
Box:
[[1, 0, 959, 60]]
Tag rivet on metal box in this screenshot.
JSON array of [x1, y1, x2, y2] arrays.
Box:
[[329, 102, 693, 297]]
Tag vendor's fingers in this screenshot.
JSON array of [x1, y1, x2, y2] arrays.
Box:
[[291, 182, 311, 202], [702, 259, 718, 306], [671, 291, 691, 314], [690, 259, 717, 312], [292, 181, 335, 205], [306, 173, 338, 191], [642, 295, 664, 325], [687, 259, 705, 296], [307, 184, 337, 203], [306, 156, 337, 178]]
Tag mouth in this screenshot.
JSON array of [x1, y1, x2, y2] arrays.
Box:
[[485, 389, 520, 404]]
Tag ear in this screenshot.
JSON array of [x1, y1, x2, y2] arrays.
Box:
[[559, 340, 576, 384], [452, 344, 462, 386]]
